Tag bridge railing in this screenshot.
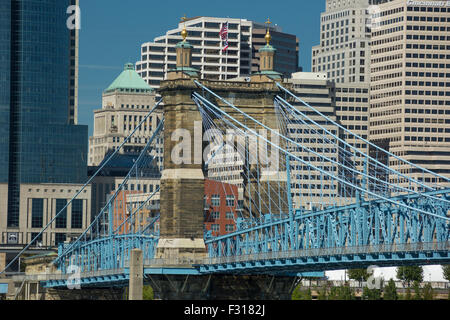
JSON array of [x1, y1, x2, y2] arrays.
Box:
[[201, 242, 449, 266], [141, 257, 207, 267], [32, 268, 128, 282]]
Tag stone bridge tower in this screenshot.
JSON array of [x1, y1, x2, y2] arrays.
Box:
[[156, 17, 291, 263]]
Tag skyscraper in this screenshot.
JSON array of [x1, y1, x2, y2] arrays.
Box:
[[312, 0, 371, 83], [136, 17, 299, 89], [369, 0, 450, 187], [0, 0, 88, 234]]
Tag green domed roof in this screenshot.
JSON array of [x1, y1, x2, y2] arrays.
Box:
[[175, 41, 193, 49], [259, 44, 276, 53], [104, 63, 153, 93]]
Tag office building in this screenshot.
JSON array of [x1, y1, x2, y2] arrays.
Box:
[[136, 16, 299, 89], [88, 63, 162, 167], [369, 0, 450, 187], [0, 0, 89, 258], [311, 0, 390, 83], [285, 72, 343, 209], [251, 21, 300, 76], [331, 82, 370, 171]]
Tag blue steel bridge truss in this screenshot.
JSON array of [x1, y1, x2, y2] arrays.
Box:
[[2, 83, 448, 288]]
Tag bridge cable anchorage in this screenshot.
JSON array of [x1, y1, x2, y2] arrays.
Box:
[[0, 100, 163, 276], [191, 88, 450, 222], [273, 96, 450, 206], [276, 82, 450, 187], [54, 119, 164, 269]]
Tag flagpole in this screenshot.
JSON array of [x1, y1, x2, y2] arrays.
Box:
[[225, 37, 228, 80], [220, 21, 229, 81], [225, 21, 228, 81]]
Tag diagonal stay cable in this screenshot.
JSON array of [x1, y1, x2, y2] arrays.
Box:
[[277, 82, 450, 187], [0, 99, 163, 276], [191, 90, 449, 221], [54, 118, 164, 265]]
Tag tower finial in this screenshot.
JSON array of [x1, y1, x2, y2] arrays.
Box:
[[181, 15, 188, 42], [265, 18, 272, 46]]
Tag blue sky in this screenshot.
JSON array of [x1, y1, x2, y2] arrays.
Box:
[[78, 0, 325, 134]]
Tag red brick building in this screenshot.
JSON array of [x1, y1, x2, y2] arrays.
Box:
[[204, 179, 239, 237], [110, 190, 141, 235]]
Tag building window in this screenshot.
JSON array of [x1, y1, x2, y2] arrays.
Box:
[[55, 233, 66, 246], [71, 199, 83, 229], [31, 199, 44, 228], [212, 212, 220, 219], [226, 195, 235, 207], [225, 224, 234, 232], [211, 194, 220, 207], [55, 199, 67, 229], [31, 233, 43, 244], [211, 224, 220, 232], [226, 211, 234, 220]]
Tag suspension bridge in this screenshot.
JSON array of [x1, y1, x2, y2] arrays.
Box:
[[1, 78, 447, 297], [1, 31, 449, 299]]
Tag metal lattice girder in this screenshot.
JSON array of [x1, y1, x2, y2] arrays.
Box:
[[198, 242, 449, 275], [205, 191, 449, 259], [57, 235, 159, 274]]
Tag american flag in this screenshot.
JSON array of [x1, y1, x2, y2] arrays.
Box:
[[220, 22, 229, 51]]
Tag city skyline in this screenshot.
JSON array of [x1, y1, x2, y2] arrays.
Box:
[[1, 0, 449, 297], [77, 1, 325, 135]]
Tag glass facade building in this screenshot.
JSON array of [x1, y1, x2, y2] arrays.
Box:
[[1, 0, 87, 228]]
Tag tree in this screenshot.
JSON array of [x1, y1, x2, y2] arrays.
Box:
[[317, 285, 328, 300], [328, 285, 354, 300], [412, 281, 422, 300], [347, 268, 371, 289], [292, 285, 312, 300], [442, 265, 450, 282], [403, 288, 412, 300], [383, 279, 399, 300], [396, 266, 424, 287], [421, 283, 434, 300], [123, 286, 154, 300], [339, 285, 355, 300], [362, 286, 382, 300], [347, 269, 370, 285], [143, 285, 154, 300]]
